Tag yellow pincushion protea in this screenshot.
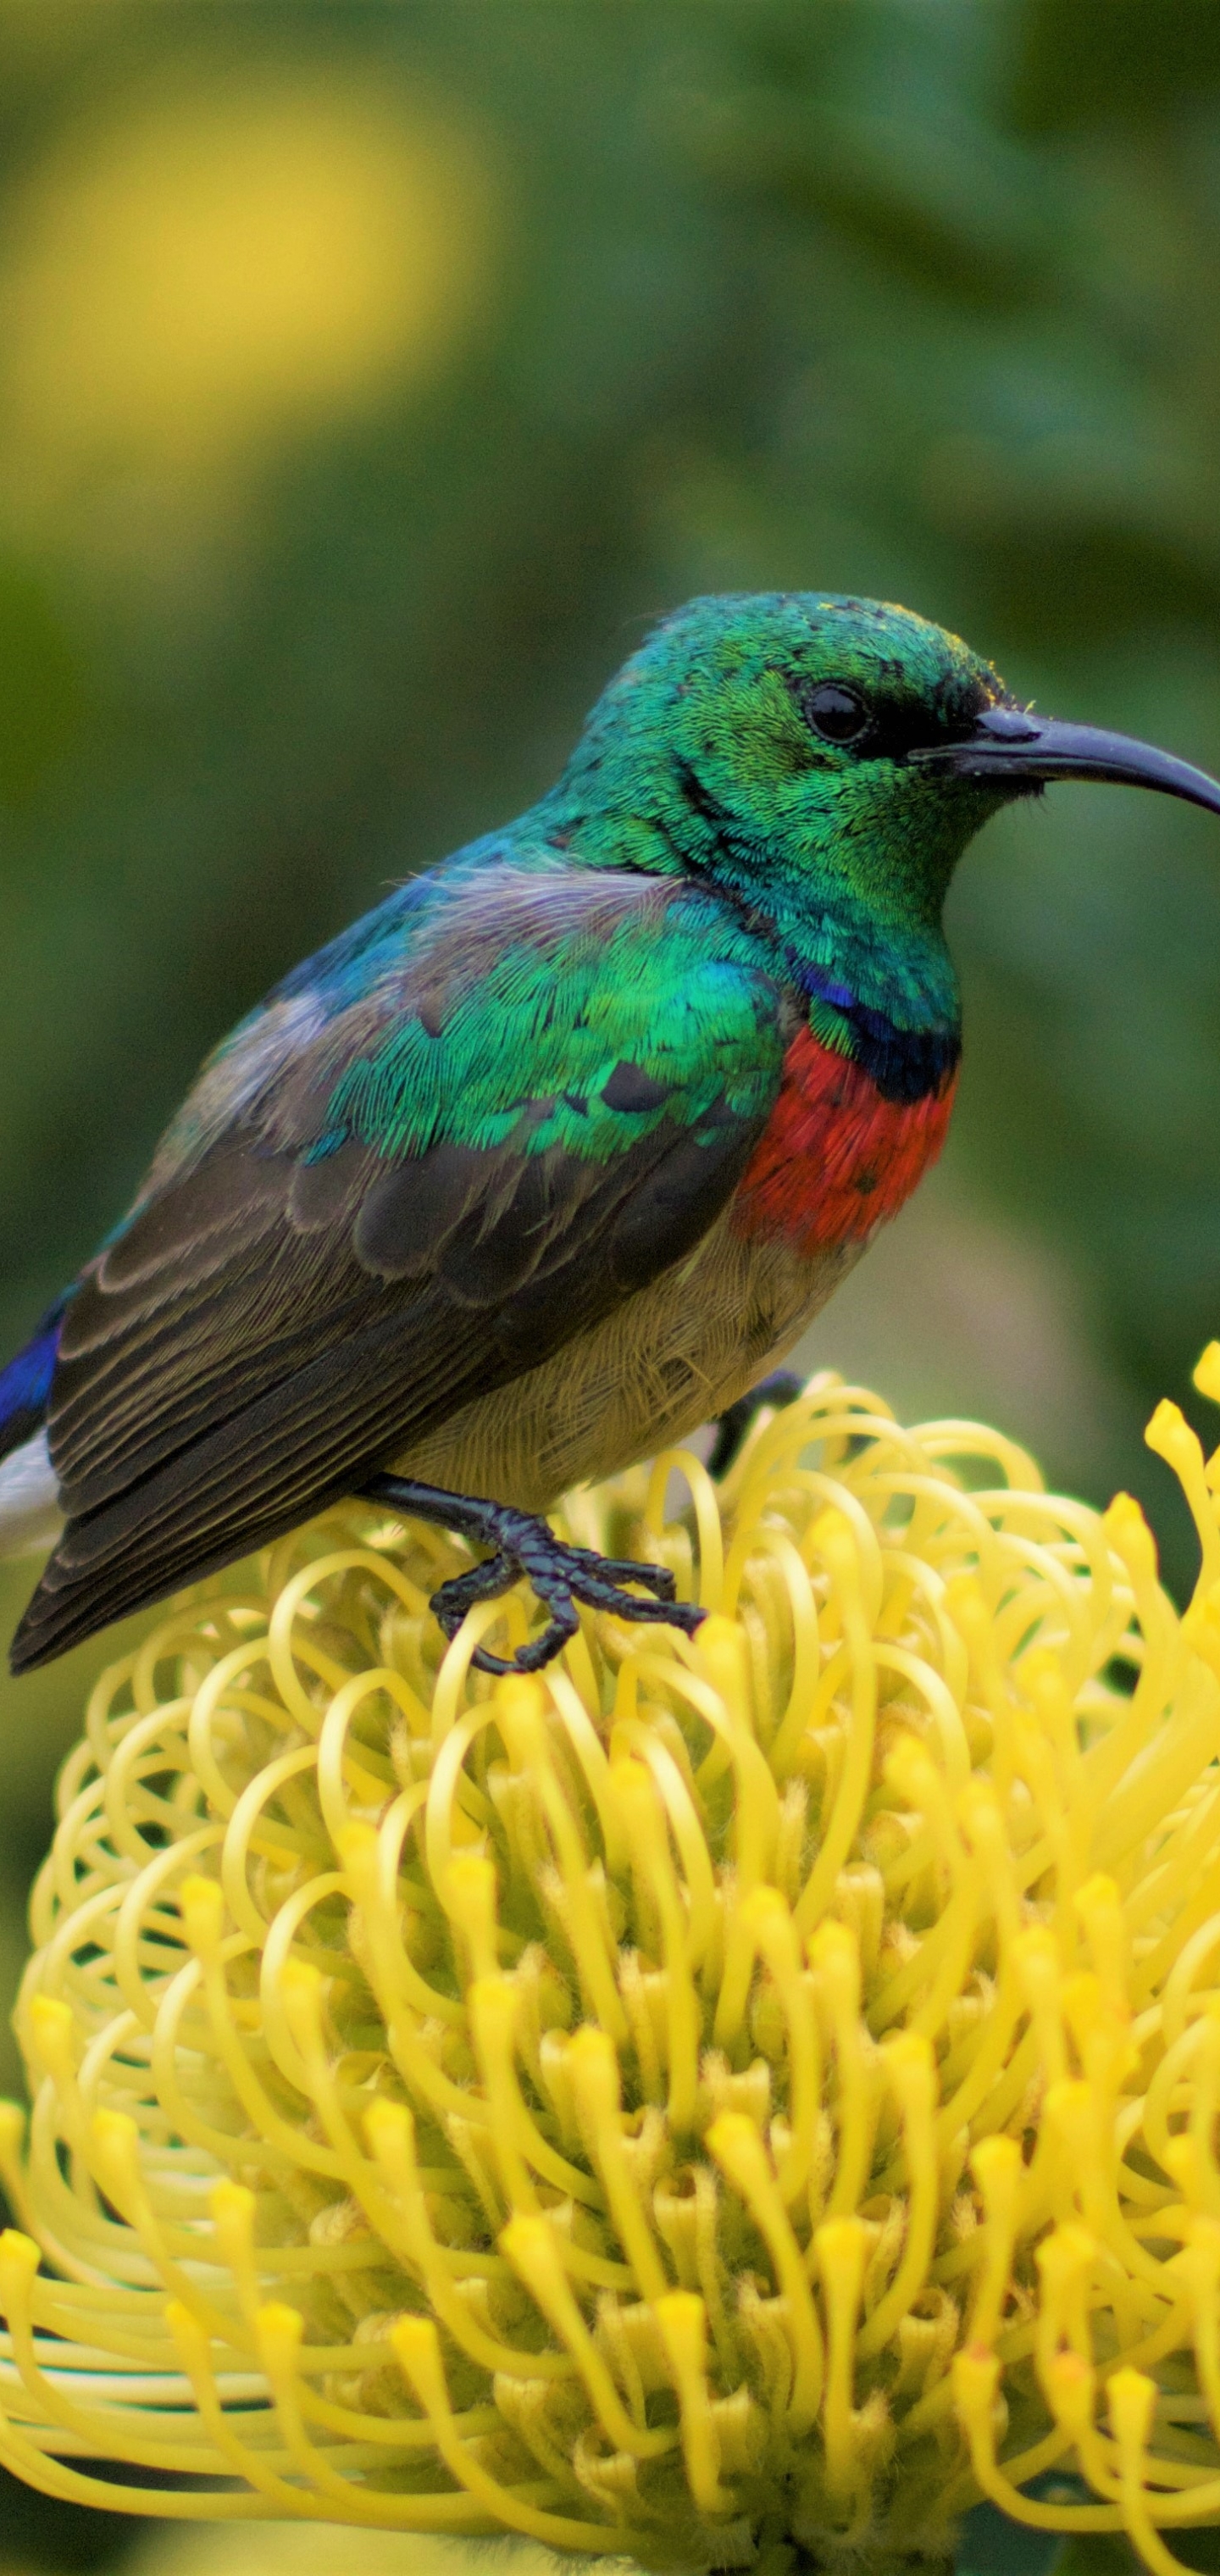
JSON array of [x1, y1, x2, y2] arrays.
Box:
[[5, 1368, 1220, 2568]]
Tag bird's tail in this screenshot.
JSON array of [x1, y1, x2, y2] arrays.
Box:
[[0, 1298, 67, 1559]]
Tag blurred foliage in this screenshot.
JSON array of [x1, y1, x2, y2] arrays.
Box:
[[0, 2, 1217, 2562]]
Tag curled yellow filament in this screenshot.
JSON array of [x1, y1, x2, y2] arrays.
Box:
[[4, 1360, 1220, 2568]]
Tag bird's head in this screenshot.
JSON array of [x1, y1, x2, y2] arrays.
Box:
[[552, 591, 1220, 1022]]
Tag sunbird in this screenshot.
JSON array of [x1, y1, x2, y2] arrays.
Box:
[[2, 592, 1218, 1678]]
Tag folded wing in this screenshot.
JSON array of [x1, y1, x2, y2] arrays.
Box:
[[14, 861, 785, 1667]]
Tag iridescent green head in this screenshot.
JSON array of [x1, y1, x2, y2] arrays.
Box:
[[549, 594, 1013, 944], [545, 590, 1220, 1032]]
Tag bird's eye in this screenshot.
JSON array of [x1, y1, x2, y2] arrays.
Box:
[[800, 682, 871, 746]]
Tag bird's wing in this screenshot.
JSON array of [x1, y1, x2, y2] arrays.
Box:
[[15, 861, 785, 1664]]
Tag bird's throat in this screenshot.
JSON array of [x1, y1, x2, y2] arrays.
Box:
[[732, 1021, 959, 1257]]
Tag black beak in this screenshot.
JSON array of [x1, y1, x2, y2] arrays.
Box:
[[909, 704, 1220, 818]]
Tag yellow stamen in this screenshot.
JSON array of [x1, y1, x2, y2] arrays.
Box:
[[7, 1363, 1220, 2568]]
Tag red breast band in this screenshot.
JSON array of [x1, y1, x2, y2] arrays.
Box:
[[733, 1023, 958, 1256]]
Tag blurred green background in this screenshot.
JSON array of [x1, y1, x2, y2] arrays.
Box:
[[0, 0, 1218, 2563]]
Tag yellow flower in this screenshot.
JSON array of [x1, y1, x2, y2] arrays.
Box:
[[4, 1362, 1220, 2568]]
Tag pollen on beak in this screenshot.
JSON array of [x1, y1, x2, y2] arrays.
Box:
[[911, 701, 1220, 815]]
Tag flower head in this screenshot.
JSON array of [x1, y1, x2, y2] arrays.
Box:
[[4, 1366, 1220, 2569]]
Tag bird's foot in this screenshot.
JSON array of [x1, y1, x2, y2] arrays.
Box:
[[707, 1369, 805, 1479], [359, 1473, 706, 1676]]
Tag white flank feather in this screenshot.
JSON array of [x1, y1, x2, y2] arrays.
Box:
[[0, 1430, 63, 1557]]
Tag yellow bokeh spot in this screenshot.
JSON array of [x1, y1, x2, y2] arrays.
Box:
[[0, 71, 496, 501]]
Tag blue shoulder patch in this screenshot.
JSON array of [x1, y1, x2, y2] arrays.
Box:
[[0, 1294, 69, 1463]]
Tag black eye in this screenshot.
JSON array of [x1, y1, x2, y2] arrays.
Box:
[[800, 681, 871, 747]]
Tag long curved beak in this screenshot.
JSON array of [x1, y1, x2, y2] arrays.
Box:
[[909, 705, 1220, 816]]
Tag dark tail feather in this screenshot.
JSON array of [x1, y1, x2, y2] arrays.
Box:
[[0, 1294, 68, 1465]]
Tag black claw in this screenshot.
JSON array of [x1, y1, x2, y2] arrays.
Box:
[[468, 1602, 580, 1679], [430, 1551, 515, 1638], [358, 1470, 704, 1676], [707, 1369, 805, 1479], [563, 1545, 678, 1602]]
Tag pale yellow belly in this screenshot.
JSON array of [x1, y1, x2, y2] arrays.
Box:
[[393, 1210, 863, 1511]]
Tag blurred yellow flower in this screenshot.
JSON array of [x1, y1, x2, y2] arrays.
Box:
[[4, 1365, 1220, 2568], [0, 71, 496, 509]]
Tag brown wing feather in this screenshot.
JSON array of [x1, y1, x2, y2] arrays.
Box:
[[15, 1113, 764, 1667]]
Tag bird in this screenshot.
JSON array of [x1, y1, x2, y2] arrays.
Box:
[[2, 591, 1218, 1680]]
